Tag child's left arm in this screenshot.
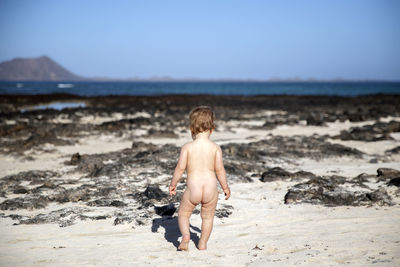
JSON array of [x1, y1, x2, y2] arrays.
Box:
[[169, 144, 188, 196]]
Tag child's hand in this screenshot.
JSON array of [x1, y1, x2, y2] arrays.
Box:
[[169, 184, 176, 196], [223, 187, 231, 200]]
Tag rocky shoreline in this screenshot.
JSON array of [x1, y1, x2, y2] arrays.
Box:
[[0, 94, 400, 228]]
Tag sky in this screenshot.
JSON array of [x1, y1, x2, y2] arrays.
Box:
[[0, 0, 399, 80]]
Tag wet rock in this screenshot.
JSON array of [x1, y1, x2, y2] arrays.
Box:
[[260, 167, 315, 182], [154, 204, 176, 216]]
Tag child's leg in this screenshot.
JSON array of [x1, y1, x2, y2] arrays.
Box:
[[198, 192, 218, 250], [178, 190, 196, 251]]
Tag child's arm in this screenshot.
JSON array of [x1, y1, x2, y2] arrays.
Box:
[[215, 145, 230, 200], [169, 144, 188, 196]]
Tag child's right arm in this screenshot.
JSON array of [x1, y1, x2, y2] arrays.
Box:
[[169, 144, 188, 196], [215, 145, 230, 200]]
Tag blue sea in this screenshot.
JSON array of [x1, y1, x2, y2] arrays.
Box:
[[0, 81, 399, 96]]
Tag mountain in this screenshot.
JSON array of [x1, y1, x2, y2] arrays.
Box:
[[0, 56, 83, 81]]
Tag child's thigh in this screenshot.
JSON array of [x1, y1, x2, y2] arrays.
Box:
[[179, 189, 197, 215], [186, 186, 203, 205], [201, 184, 217, 204], [201, 191, 218, 218]]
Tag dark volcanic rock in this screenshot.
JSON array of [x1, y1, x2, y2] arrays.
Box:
[[334, 121, 400, 142], [377, 168, 400, 181], [260, 167, 316, 182], [284, 172, 394, 207], [1, 94, 399, 227], [76, 156, 104, 177], [52, 187, 90, 203], [143, 185, 168, 200], [220, 135, 363, 183], [88, 199, 127, 207], [385, 146, 400, 154], [13, 186, 29, 194], [146, 129, 178, 138], [222, 135, 363, 162], [17, 207, 91, 227], [306, 112, 326, 126], [215, 204, 234, 218], [387, 178, 400, 187], [0, 195, 49, 210], [96, 117, 151, 132], [0, 170, 59, 197], [70, 153, 81, 165]]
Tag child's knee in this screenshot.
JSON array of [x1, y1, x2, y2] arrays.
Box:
[[200, 209, 215, 220], [178, 208, 192, 218]]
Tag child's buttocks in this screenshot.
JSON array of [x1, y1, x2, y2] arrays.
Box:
[[186, 171, 217, 204]]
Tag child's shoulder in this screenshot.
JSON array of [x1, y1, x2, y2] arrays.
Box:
[[181, 140, 220, 150], [209, 140, 220, 148]]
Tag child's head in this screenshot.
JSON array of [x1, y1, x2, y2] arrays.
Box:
[[189, 106, 215, 136]]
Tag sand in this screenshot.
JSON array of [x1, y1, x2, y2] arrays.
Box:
[[1, 182, 399, 266], [1, 112, 400, 266]]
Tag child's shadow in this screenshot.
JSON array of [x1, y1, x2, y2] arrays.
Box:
[[151, 216, 200, 250]]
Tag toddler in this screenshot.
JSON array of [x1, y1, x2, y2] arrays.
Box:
[[169, 106, 231, 251]]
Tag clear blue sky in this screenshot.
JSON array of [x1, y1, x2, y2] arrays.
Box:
[[0, 0, 399, 80]]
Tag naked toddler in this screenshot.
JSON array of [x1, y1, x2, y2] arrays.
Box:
[[169, 106, 231, 251]]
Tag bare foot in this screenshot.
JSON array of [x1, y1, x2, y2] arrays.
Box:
[[178, 236, 190, 251], [198, 241, 207, 250]]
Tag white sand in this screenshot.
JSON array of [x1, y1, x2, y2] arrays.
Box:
[[1, 112, 399, 266], [1, 181, 399, 266]]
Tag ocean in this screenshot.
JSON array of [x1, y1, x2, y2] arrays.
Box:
[[0, 81, 399, 96]]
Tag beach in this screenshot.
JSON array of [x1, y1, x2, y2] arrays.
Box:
[[0, 94, 399, 266]]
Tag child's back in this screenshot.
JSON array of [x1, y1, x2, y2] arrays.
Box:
[[185, 137, 218, 205], [169, 106, 230, 251]]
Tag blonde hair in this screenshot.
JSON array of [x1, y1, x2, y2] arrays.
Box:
[[189, 106, 215, 135]]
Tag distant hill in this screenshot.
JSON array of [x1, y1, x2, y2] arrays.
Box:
[[0, 56, 83, 81], [0, 55, 390, 82]]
